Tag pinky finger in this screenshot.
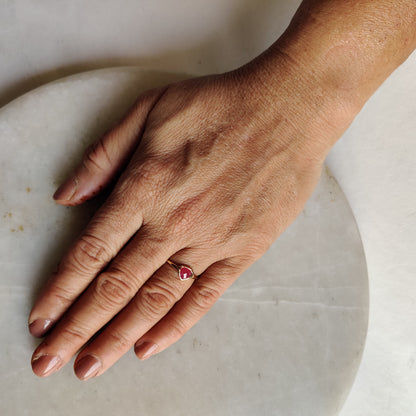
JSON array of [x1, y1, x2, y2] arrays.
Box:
[[133, 259, 242, 360]]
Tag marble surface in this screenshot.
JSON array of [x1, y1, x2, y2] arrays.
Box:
[[0, 68, 368, 415], [0, 1, 415, 415]]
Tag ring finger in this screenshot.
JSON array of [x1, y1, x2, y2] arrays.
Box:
[[72, 251, 211, 380]]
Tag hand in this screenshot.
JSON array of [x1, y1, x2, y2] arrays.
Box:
[[28, 58, 350, 380]]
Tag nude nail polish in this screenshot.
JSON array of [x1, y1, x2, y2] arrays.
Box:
[[53, 177, 78, 201], [28, 318, 54, 338], [75, 355, 101, 381], [31, 354, 63, 377], [134, 342, 158, 360]]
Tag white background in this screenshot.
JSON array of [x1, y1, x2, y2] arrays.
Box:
[[1, 1, 415, 415]]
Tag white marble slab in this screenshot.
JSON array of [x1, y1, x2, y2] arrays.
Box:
[[0, 68, 368, 415]]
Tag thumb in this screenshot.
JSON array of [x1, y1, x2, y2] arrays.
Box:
[[53, 86, 167, 205]]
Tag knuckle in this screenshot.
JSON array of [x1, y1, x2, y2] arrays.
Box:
[[93, 271, 136, 310], [167, 320, 188, 341], [135, 158, 165, 186], [136, 158, 161, 183], [240, 236, 271, 261], [129, 157, 174, 195], [67, 234, 112, 274], [136, 282, 177, 319], [106, 328, 133, 352], [82, 138, 112, 172], [114, 160, 159, 205], [190, 283, 221, 311], [59, 317, 89, 346], [166, 196, 202, 238], [48, 282, 77, 307], [169, 206, 194, 235]]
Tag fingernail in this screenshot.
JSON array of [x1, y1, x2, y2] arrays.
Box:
[[53, 177, 78, 201], [31, 354, 63, 377], [75, 355, 102, 381], [134, 341, 158, 360], [28, 318, 54, 338]]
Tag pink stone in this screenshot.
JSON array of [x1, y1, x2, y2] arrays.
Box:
[[179, 266, 193, 280]]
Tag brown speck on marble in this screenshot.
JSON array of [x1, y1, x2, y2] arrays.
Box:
[[26, 187, 31, 193], [325, 165, 330, 176], [19, 225, 24, 231], [10, 228, 16, 232], [193, 338, 202, 348], [325, 165, 336, 181]]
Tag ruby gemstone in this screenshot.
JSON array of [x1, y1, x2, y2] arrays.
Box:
[[179, 266, 193, 280]]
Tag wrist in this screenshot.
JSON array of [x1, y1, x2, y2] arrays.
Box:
[[270, 0, 416, 111], [233, 44, 358, 164], [234, 0, 416, 161]]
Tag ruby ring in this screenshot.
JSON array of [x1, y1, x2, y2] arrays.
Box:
[[166, 259, 197, 281]]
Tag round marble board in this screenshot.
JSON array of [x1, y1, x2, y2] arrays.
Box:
[[0, 67, 368, 416]]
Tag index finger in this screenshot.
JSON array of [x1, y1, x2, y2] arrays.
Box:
[[28, 190, 143, 337]]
